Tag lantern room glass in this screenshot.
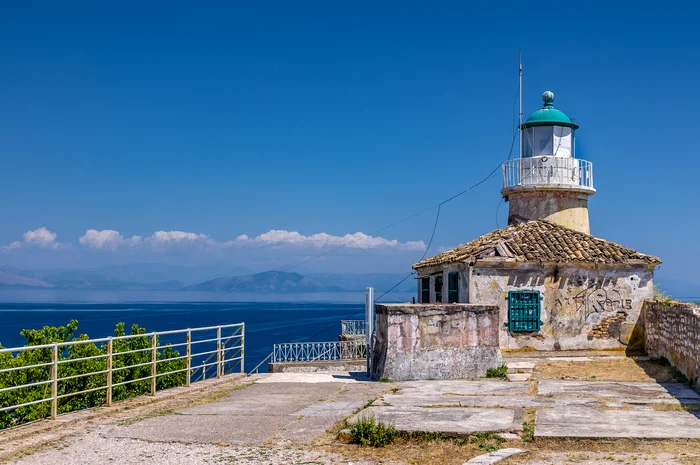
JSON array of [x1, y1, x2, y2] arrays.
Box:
[[522, 126, 575, 158]]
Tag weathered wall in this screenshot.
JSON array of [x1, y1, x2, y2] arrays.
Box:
[[507, 190, 590, 234], [371, 304, 501, 381], [469, 263, 654, 351], [644, 301, 700, 388]]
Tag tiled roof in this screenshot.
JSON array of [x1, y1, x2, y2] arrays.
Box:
[[413, 220, 661, 269]]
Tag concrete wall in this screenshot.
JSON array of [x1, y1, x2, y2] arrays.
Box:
[[507, 190, 591, 234], [468, 262, 654, 351], [644, 301, 700, 388], [371, 304, 501, 381], [268, 360, 367, 373]]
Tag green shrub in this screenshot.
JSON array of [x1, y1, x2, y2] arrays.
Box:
[[485, 364, 508, 380], [350, 415, 397, 447], [0, 321, 187, 430]]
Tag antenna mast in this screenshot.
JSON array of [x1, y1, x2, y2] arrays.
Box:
[[518, 49, 523, 159]]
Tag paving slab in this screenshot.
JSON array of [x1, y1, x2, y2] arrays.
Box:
[[351, 406, 524, 434], [379, 394, 601, 409], [107, 380, 384, 446], [398, 380, 531, 396], [537, 380, 700, 403], [463, 448, 528, 464], [535, 407, 700, 439]]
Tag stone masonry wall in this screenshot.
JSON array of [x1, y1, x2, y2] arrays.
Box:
[[371, 304, 501, 381], [644, 300, 700, 388]]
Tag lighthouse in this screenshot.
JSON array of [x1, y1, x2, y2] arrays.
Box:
[[501, 91, 595, 234]]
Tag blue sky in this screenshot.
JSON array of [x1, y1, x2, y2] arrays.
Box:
[[1, 2, 698, 281]]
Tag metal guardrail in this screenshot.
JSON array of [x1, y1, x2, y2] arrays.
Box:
[[271, 340, 366, 363], [502, 156, 594, 190], [341, 320, 367, 335], [0, 323, 244, 423]]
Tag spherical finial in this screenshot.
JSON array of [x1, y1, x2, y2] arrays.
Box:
[[542, 91, 555, 106]]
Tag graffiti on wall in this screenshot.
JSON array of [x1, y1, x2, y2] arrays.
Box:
[[549, 277, 632, 334]]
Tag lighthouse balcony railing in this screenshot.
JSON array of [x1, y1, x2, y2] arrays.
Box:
[[502, 156, 594, 191]]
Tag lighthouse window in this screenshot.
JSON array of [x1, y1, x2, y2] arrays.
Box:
[[553, 126, 572, 157], [534, 127, 554, 156], [448, 272, 459, 303]]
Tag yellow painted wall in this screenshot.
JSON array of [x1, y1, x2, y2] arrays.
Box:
[[507, 190, 590, 233]]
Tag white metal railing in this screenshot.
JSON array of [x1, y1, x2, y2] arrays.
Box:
[[0, 323, 244, 427], [271, 340, 366, 363], [502, 156, 593, 190], [341, 320, 367, 335]]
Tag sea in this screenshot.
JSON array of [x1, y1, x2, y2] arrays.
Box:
[[0, 290, 414, 373]]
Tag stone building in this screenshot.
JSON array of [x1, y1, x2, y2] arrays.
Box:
[[413, 91, 661, 352]]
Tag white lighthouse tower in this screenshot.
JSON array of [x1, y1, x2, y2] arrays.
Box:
[[501, 91, 595, 234]]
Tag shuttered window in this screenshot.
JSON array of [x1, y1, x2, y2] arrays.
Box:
[[507, 290, 542, 332], [421, 277, 430, 303], [448, 272, 459, 303]]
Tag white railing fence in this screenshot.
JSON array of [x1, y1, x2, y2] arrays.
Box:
[[0, 323, 244, 428], [340, 320, 367, 335], [502, 156, 594, 190], [272, 340, 366, 363]]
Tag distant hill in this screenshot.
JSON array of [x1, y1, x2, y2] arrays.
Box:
[[0, 271, 54, 289], [184, 271, 347, 293]]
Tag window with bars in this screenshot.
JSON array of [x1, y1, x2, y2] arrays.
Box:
[[448, 272, 459, 303], [421, 277, 430, 303], [506, 290, 542, 332]]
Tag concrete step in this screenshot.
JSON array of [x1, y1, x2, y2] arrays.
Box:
[[507, 373, 532, 382], [506, 362, 535, 374]]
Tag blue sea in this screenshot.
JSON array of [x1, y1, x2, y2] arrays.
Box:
[[0, 290, 413, 373]]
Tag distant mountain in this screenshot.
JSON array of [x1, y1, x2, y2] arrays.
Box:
[[0, 271, 54, 289], [184, 271, 347, 293]]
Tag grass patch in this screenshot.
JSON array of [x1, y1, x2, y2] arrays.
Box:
[[521, 420, 535, 443], [470, 432, 505, 452], [349, 415, 398, 447], [485, 364, 508, 380], [377, 377, 392, 383]]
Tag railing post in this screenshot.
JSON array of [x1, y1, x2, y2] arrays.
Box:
[[106, 337, 113, 407], [365, 287, 374, 377], [216, 327, 222, 379], [51, 343, 58, 420], [186, 330, 191, 388], [240, 324, 245, 374], [201, 361, 206, 381], [151, 332, 157, 396]]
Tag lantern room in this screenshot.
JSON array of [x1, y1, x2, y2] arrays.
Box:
[[521, 91, 578, 158]]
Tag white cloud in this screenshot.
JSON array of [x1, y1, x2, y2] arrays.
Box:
[[149, 231, 210, 244], [234, 230, 425, 251], [22, 227, 62, 249], [75, 228, 424, 252], [0, 241, 22, 252], [79, 229, 142, 250]]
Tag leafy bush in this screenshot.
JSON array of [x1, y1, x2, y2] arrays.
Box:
[[485, 364, 508, 380], [350, 415, 397, 447], [0, 321, 187, 430]]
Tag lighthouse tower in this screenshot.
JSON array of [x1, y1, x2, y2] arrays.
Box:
[[502, 91, 595, 234]]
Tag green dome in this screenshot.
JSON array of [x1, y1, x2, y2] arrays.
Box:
[[522, 91, 579, 130]]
